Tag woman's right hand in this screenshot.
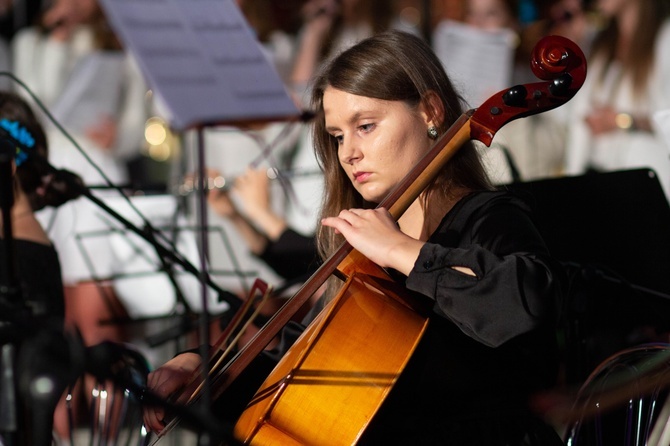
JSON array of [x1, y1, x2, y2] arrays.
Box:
[[143, 352, 202, 433]]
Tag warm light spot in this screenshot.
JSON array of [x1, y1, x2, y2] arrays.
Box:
[[145, 117, 168, 146]]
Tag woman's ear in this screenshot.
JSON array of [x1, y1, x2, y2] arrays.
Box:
[[420, 90, 445, 129]]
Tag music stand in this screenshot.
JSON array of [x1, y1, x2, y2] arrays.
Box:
[[76, 194, 267, 317], [71, 194, 245, 332], [507, 168, 670, 383]]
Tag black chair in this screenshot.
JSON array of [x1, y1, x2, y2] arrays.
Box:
[[564, 343, 670, 445]]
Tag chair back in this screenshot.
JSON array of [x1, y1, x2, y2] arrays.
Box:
[[64, 342, 151, 445], [564, 343, 670, 446]]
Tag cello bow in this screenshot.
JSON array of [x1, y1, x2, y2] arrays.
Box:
[[154, 34, 586, 443]]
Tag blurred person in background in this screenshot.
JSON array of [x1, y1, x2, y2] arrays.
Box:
[[563, 0, 670, 201], [489, 0, 598, 182], [432, 0, 522, 184], [290, 0, 398, 95], [519, 0, 598, 61], [205, 167, 319, 287]]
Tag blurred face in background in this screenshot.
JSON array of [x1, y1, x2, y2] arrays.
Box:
[[465, 0, 516, 30], [42, 0, 100, 31], [548, 0, 584, 21], [66, 0, 100, 23], [595, 0, 631, 17], [0, 0, 12, 15]]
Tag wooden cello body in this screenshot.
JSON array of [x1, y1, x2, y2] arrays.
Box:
[[154, 35, 587, 446], [234, 270, 430, 445]]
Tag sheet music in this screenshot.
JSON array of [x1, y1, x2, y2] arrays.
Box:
[[98, 0, 300, 131], [433, 20, 517, 108], [50, 51, 126, 134]]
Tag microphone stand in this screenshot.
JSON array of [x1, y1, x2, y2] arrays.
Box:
[[564, 261, 670, 302]]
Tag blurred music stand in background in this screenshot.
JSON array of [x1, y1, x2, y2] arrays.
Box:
[[508, 168, 670, 385], [72, 193, 258, 358]]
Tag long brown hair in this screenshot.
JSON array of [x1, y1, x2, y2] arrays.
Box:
[[309, 30, 493, 261], [590, 0, 670, 96]]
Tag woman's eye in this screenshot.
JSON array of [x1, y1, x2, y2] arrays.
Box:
[[333, 134, 343, 145], [359, 123, 374, 133]]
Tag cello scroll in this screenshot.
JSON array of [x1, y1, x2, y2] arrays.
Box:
[[470, 35, 587, 146]]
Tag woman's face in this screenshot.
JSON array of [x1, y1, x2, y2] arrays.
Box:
[[323, 86, 433, 204]]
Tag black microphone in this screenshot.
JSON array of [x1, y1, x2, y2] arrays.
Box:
[[39, 165, 86, 207], [15, 147, 87, 209]]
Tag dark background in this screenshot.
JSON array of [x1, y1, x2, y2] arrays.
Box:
[[508, 168, 670, 384]]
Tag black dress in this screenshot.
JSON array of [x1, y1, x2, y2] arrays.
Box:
[[218, 190, 567, 445], [0, 239, 66, 446], [1, 239, 66, 327]]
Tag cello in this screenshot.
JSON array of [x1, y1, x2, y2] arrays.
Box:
[[155, 34, 587, 445]]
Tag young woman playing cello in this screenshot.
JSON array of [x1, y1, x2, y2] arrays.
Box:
[[143, 30, 568, 445]]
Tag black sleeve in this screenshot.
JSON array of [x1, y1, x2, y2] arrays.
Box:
[[406, 194, 566, 348], [256, 228, 320, 281]]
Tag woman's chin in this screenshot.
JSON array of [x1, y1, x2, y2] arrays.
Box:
[[359, 190, 385, 204]]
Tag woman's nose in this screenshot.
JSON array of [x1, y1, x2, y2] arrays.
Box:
[[339, 137, 361, 165]]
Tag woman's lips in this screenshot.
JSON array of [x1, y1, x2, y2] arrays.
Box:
[[354, 171, 371, 182]]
